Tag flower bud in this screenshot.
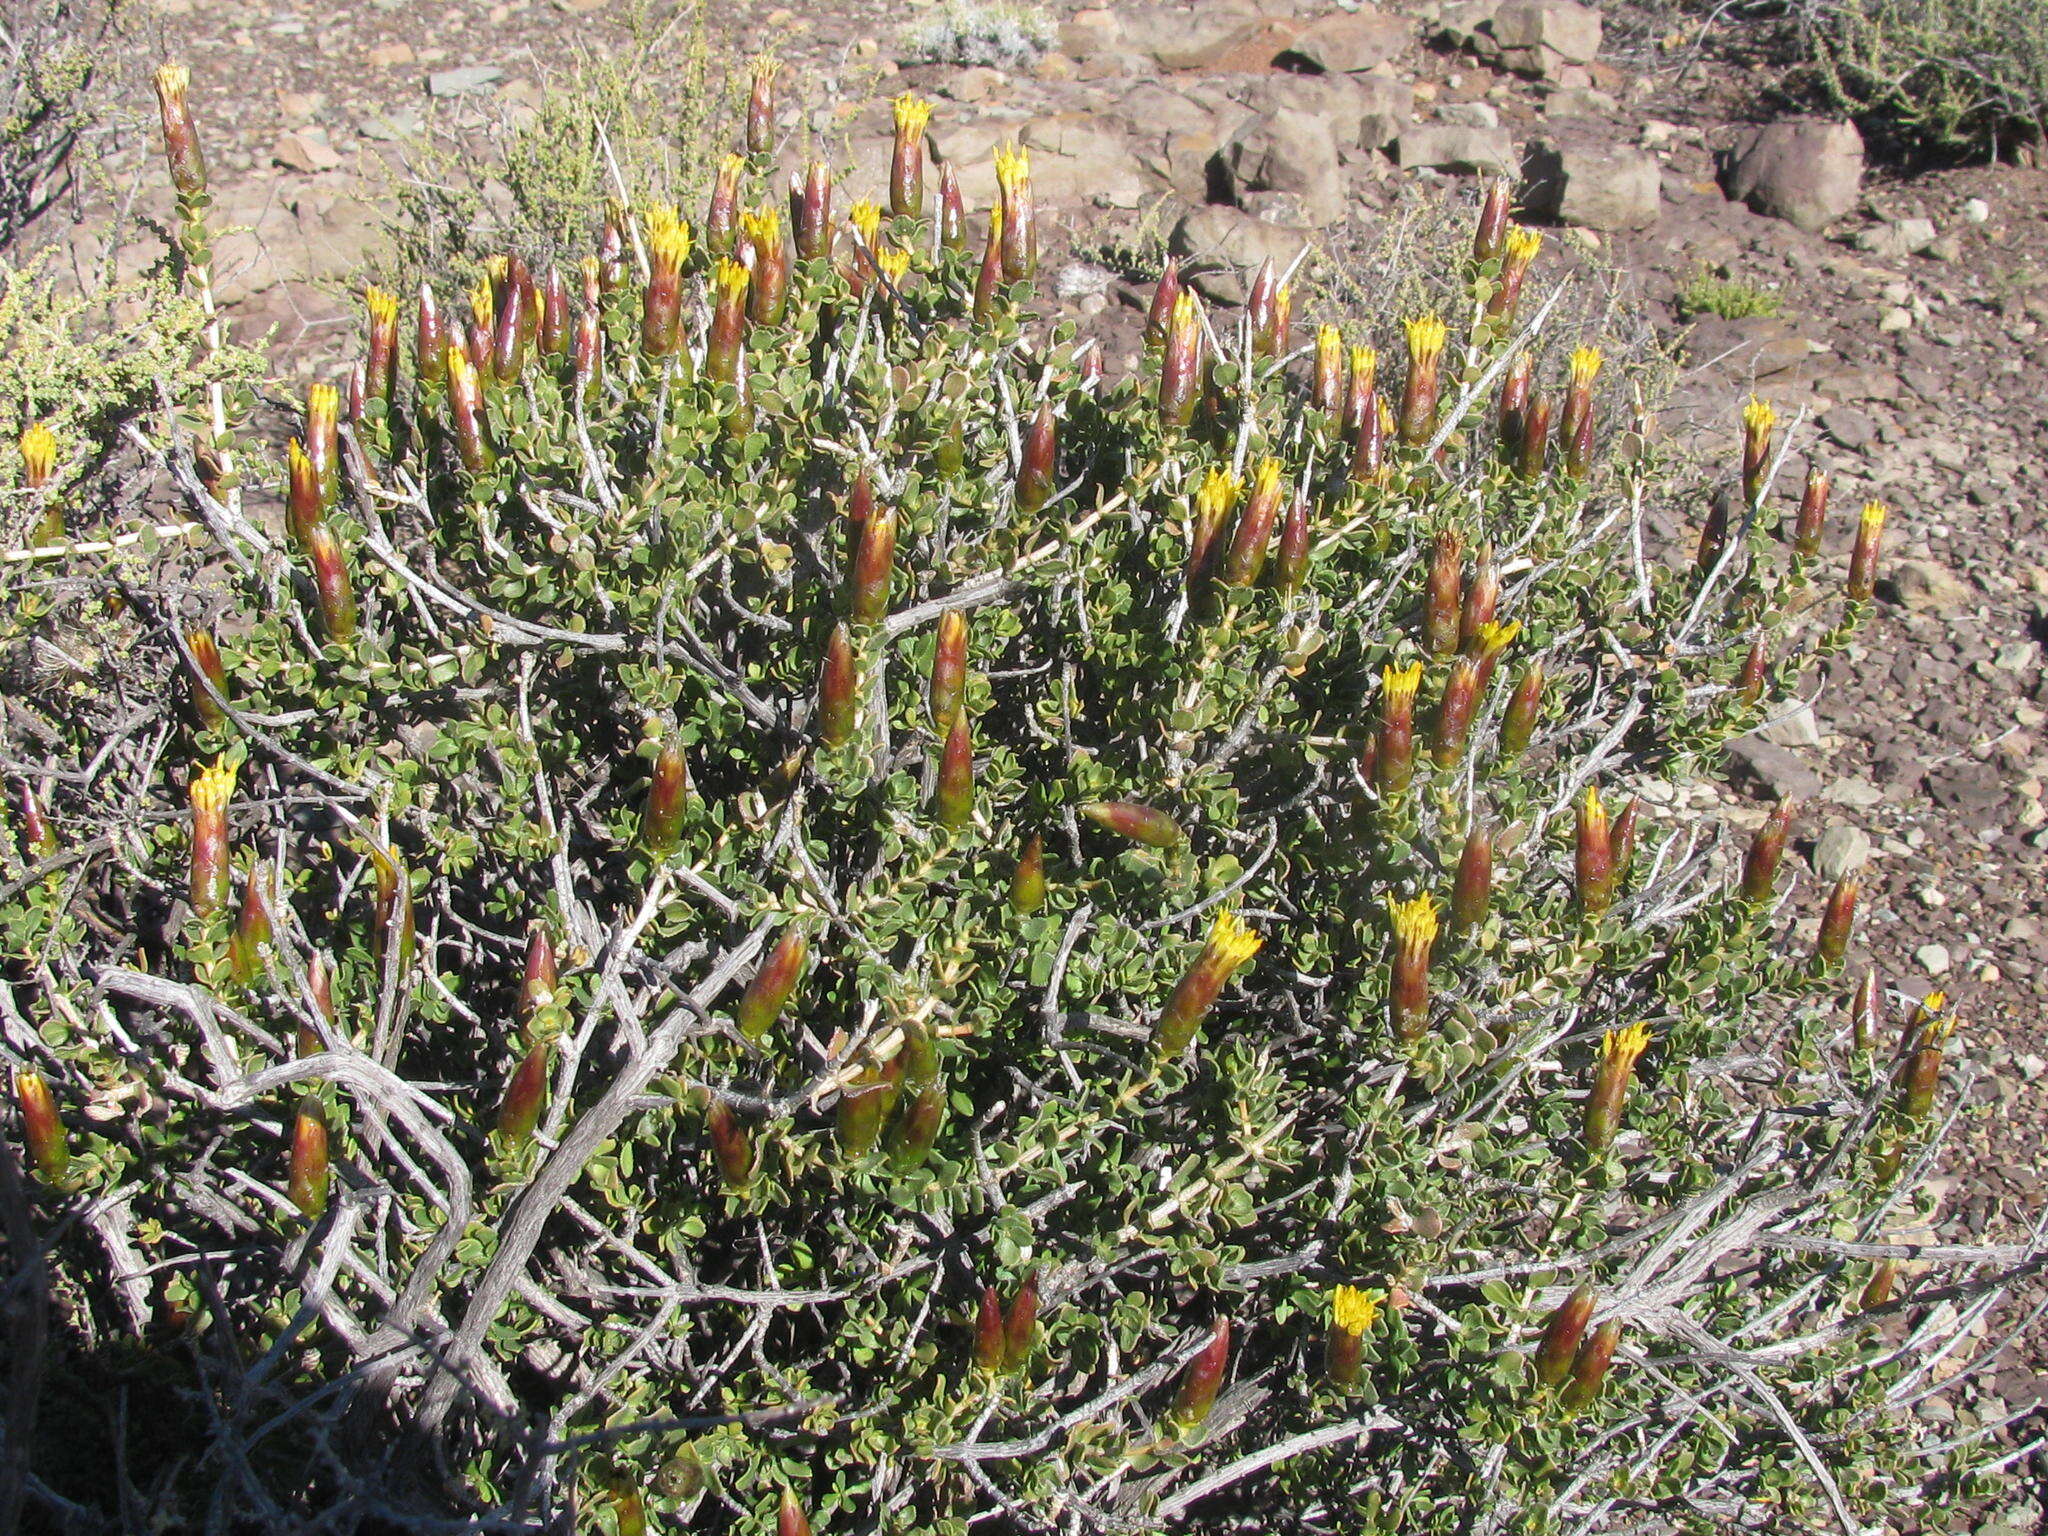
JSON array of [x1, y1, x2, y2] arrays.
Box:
[[1576, 785, 1615, 918], [1740, 395, 1776, 505], [1473, 179, 1511, 263], [847, 505, 897, 626], [1561, 347, 1601, 480], [14, 1068, 69, 1186], [836, 1051, 900, 1161], [1080, 801, 1183, 849], [368, 841, 415, 978], [818, 622, 857, 746], [1376, 662, 1422, 796], [1501, 659, 1545, 758], [888, 1027, 944, 1171], [364, 285, 399, 405], [792, 159, 833, 262], [1513, 390, 1551, 480], [305, 523, 358, 645], [1312, 324, 1344, 415], [1696, 488, 1733, 576], [1794, 464, 1830, 558], [994, 143, 1035, 281], [640, 205, 691, 358], [938, 163, 966, 251], [706, 259, 751, 385], [1010, 832, 1047, 914], [1159, 291, 1204, 429], [415, 284, 446, 386], [1488, 226, 1542, 323], [1449, 823, 1492, 940], [153, 64, 208, 198], [891, 92, 933, 218], [445, 346, 492, 473], [1386, 894, 1437, 1043], [1456, 544, 1500, 652], [538, 268, 570, 357], [1186, 467, 1237, 594], [491, 274, 528, 384], [1326, 1284, 1379, 1389], [229, 860, 274, 985], [934, 708, 975, 830], [973, 204, 1003, 325], [1852, 968, 1882, 1052], [974, 1284, 1006, 1373], [1345, 345, 1378, 438], [15, 781, 56, 860], [1497, 351, 1533, 462], [1272, 490, 1311, 597], [1738, 636, 1769, 706], [1399, 316, 1448, 446], [573, 305, 603, 399], [1816, 874, 1859, 969], [304, 952, 336, 1057], [496, 1041, 549, 1146], [520, 925, 558, 1034], [930, 609, 969, 729], [1349, 387, 1386, 486], [1532, 1284, 1595, 1390], [746, 57, 777, 156], [1559, 1320, 1620, 1411], [1424, 529, 1465, 655], [777, 1492, 810, 1536], [1250, 271, 1293, 360], [306, 383, 340, 510], [182, 626, 230, 730], [1466, 618, 1519, 698], [707, 153, 744, 257], [1741, 800, 1795, 905], [288, 1096, 330, 1220], [707, 1096, 755, 1190], [344, 360, 368, 426], [1155, 910, 1262, 1056], [1584, 1022, 1650, 1154], [1220, 459, 1283, 589], [1002, 1267, 1040, 1373], [736, 927, 807, 1042], [1611, 796, 1640, 891], [1144, 259, 1183, 345], [1432, 657, 1481, 768], [1846, 501, 1886, 602], [642, 736, 689, 857], [1860, 1260, 1898, 1311], [1897, 1005, 1956, 1123], [188, 757, 236, 918], [19, 423, 58, 539], [1170, 1318, 1231, 1433], [1016, 401, 1057, 514]]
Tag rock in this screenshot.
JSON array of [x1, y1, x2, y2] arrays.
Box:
[[1126, 10, 1267, 70], [1821, 406, 1879, 451], [367, 42, 415, 67], [427, 65, 505, 97], [1169, 204, 1311, 306], [1926, 761, 2008, 815], [1812, 824, 1872, 880], [1883, 558, 1972, 615], [1757, 700, 1822, 748], [1823, 776, 1885, 809], [1963, 197, 1990, 223], [1017, 117, 1160, 207], [1396, 124, 1515, 177], [1058, 8, 1121, 57], [1725, 737, 1825, 801], [1219, 109, 1345, 224], [272, 127, 343, 174], [1437, 0, 1500, 50], [358, 110, 424, 142], [1856, 217, 1938, 259], [1520, 136, 1659, 230], [1915, 943, 1953, 977], [1274, 8, 1411, 74], [1721, 119, 1863, 233], [1544, 86, 1617, 119], [1489, 0, 1602, 78], [1241, 73, 1410, 151], [1681, 315, 1809, 378], [1436, 100, 1500, 129]]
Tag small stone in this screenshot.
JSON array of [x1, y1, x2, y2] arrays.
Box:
[[1879, 306, 1913, 333], [1721, 119, 1864, 233], [1962, 197, 1990, 224], [1915, 943, 1953, 977], [272, 127, 343, 173], [1823, 777, 1884, 809], [2016, 1053, 2048, 1081], [1725, 737, 1825, 801], [1757, 700, 1822, 748], [1811, 824, 1872, 880], [1219, 110, 1346, 224], [1882, 558, 1972, 615], [1436, 100, 1500, 128], [1489, 0, 1602, 78], [427, 65, 505, 97], [1856, 217, 1938, 259], [1059, 8, 1121, 58], [276, 90, 327, 120], [368, 42, 416, 66], [1995, 642, 2039, 671]]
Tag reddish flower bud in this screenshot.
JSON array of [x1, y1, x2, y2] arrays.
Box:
[[836, 1051, 900, 1161], [793, 159, 833, 262], [1741, 800, 1795, 905], [1516, 392, 1552, 480], [974, 1284, 1006, 1373], [847, 505, 897, 627], [1860, 1260, 1898, 1311], [1312, 324, 1344, 415], [1816, 874, 1859, 969], [415, 284, 446, 388], [642, 736, 689, 857], [641, 206, 691, 358], [1272, 489, 1311, 597], [1576, 786, 1615, 918], [1852, 968, 1882, 1052], [994, 143, 1035, 281], [1376, 662, 1422, 796], [707, 1096, 754, 1189], [706, 154, 743, 257], [1155, 910, 1263, 1056], [1846, 501, 1886, 602], [1386, 895, 1437, 1043], [288, 1096, 330, 1220], [1221, 459, 1284, 589], [819, 622, 857, 746], [303, 952, 336, 1057], [1079, 800, 1183, 849], [1611, 795, 1640, 889], [1017, 401, 1057, 514], [1561, 348, 1601, 480], [1349, 387, 1386, 486], [1399, 316, 1448, 447], [364, 286, 399, 405], [738, 928, 808, 1042], [1247, 265, 1292, 359], [345, 360, 369, 426], [305, 523, 358, 646], [1559, 1319, 1620, 1411], [1145, 259, 1183, 346], [939, 163, 966, 251], [1488, 226, 1542, 323], [368, 841, 415, 978], [1345, 344, 1378, 437], [934, 708, 975, 831], [706, 258, 750, 385], [847, 467, 874, 535], [229, 860, 274, 985], [181, 626, 230, 730], [573, 305, 602, 399], [1501, 659, 1545, 758], [1011, 832, 1047, 914], [1740, 396, 1776, 506], [14, 1068, 69, 1186], [973, 204, 1004, 325], [188, 758, 235, 919], [532, 268, 565, 358], [1896, 1004, 1956, 1123], [1532, 1283, 1595, 1389], [520, 925, 558, 1032], [891, 93, 932, 218], [1170, 1318, 1231, 1433], [1584, 1022, 1651, 1154], [1696, 489, 1733, 576], [1450, 823, 1492, 939], [1497, 350, 1533, 462], [306, 383, 340, 510], [153, 64, 208, 198], [1432, 657, 1481, 768], [887, 1026, 944, 1171], [1459, 543, 1500, 651], [1003, 1268, 1040, 1373], [930, 609, 969, 729], [496, 1041, 549, 1146], [15, 781, 56, 860], [776, 1492, 810, 1536], [1158, 291, 1204, 430], [1185, 467, 1237, 594], [445, 347, 492, 473], [1794, 464, 1830, 558], [491, 275, 527, 384], [746, 58, 777, 156], [1473, 179, 1511, 263], [1738, 636, 1769, 706], [1424, 530, 1465, 655]]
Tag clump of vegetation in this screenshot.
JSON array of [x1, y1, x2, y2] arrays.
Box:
[[3, 56, 2035, 1536], [902, 0, 1055, 70], [1676, 262, 1785, 321], [0, 0, 132, 243]]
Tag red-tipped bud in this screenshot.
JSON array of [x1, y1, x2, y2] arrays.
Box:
[[303, 952, 336, 1056], [1312, 325, 1344, 415], [415, 284, 446, 386], [538, 268, 570, 357], [848, 505, 897, 627], [1498, 350, 1533, 461], [1532, 1283, 1595, 1389], [288, 1096, 330, 1220], [1559, 1319, 1620, 1411], [1794, 464, 1830, 558], [1272, 490, 1311, 597], [1376, 662, 1422, 796], [746, 58, 777, 156], [887, 1027, 944, 1171], [1424, 530, 1464, 655], [1016, 401, 1056, 514], [934, 709, 975, 831], [1349, 387, 1386, 486], [1611, 796, 1640, 888], [1002, 1268, 1040, 1373], [187, 758, 235, 919], [491, 275, 527, 383], [1516, 392, 1552, 480], [305, 523, 357, 645], [1501, 659, 1545, 758], [1861, 1260, 1898, 1311], [776, 1491, 810, 1536], [496, 1041, 549, 1146], [344, 360, 368, 425], [1186, 467, 1236, 594], [737, 928, 807, 1042], [1584, 1022, 1651, 1153], [1816, 875, 1859, 969], [819, 622, 857, 746], [1399, 316, 1448, 447], [1169, 1318, 1231, 1433], [836, 1051, 900, 1161], [445, 347, 492, 473], [1386, 895, 1437, 1043], [1432, 657, 1481, 768], [974, 1284, 1006, 1372], [368, 842, 415, 978], [1561, 348, 1601, 480], [1221, 459, 1283, 589], [153, 64, 208, 198], [15, 781, 56, 860], [1247, 261, 1291, 358], [573, 306, 602, 398], [14, 1068, 69, 1186], [1473, 179, 1511, 263], [183, 627, 230, 730], [744, 206, 789, 325], [1079, 800, 1182, 849], [1696, 490, 1732, 575], [847, 467, 875, 533], [285, 438, 323, 551], [1852, 968, 1882, 1052], [795, 160, 834, 261], [1846, 501, 1887, 602], [930, 609, 969, 730], [1576, 786, 1615, 918], [519, 925, 558, 1034], [1450, 823, 1492, 940], [1010, 832, 1047, 914], [973, 204, 1004, 325], [1158, 291, 1204, 429], [1738, 636, 1769, 706], [891, 92, 932, 218], [305, 383, 340, 509], [1144, 259, 1183, 346], [939, 163, 966, 251], [229, 861, 274, 985], [1741, 800, 1795, 905], [706, 258, 750, 385], [707, 154, 743, 257], [364, 286, 399, 405], [1489, 226, 1542, 323], [1155, 910, 1262, 1056], [707, 1096, 755, 1189], [1460, 544, 1500, 650], [642, 736, 689, 857]]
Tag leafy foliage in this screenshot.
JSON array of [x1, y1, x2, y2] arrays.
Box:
[[1801, 0, 2048, 156]]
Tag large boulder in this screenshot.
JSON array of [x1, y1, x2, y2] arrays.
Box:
[[1396, 124, 1516, 177], [1274, 8, 1411, 73], [1217, 108, 1346, 223], [1520, 136, 1660, 231], [1489, 0, 1601, 76], [1241, 72, 1412, 151], [1721, 120, 1864, 234], [1169, 204, 1312, 306]]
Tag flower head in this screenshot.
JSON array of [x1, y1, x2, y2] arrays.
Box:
[[1598, 1021, 1652, 1073], [1200, 909, 1263, 974], [1503, 226, 1543, 267], [1332, 1284, 1380, 1336], [993, 142, 1031, 199], [1386, 892, 1438, 951], [1568, 346, 1602, 390], [877, 248, 911, 286], [1381, 661, 1423, 710], [1742, 394, 1776, 440], [1404, 315, 1447, 367], [1195, 466, 1239, 524], [893, 92, 933, 137], [365, 284, 398, 329], [715, 257, 750, 305], [646, 206, 692, 274], [849, 199, 882, 248], [190, 757, 237, 817], [18, 423, 57, 489], [740, 204, 781, 252]]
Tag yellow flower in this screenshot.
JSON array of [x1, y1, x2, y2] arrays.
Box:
[[154, 62, 190, 102], [893, 92, 933, 136], [648, 206, 693, 274], [1200, 909, 1263, 974], [1385, 892, 1438, 950], [1195, 466, 1240, 523], [1470, 619, 1521, 657], [1598, 1021, 1652, 1073], [1316, 323, 1341, 351], [1249, 457, 1282, 503], [469, 275, 494, 331], [1503, 226, 1543, 266], [1332, 1284, 1380, 1336], [1380, 661, 1423, 708], [1859, 500, 1887, 537], [876, 248, 911, 286], [1569, 347, 1603, 388], [1404, 315, 1447, 365], [18, 423, 57, 487], [715, 258, 750, 303], [189, 757, 237, 816], [1350, 344, 1377, 389], [1742, 394, 1776, 438], [364, 285, 398, 326], [849, 199, 882, 247], [994, 142, 1031, 197], [739, 204, 781, 250]]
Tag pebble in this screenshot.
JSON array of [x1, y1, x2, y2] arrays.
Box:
[[1962, 197, 1990, 223], [1916, 943, 1953, 976], [427, 65, 505, 97], [1812, 824, 1872, 880]]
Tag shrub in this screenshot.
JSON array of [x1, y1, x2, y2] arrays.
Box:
[[1676, 262, 1784, 321], [902, 0, 1055, 71], [4, 63, 2032, 1534], [0, 0, 131, 244]]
